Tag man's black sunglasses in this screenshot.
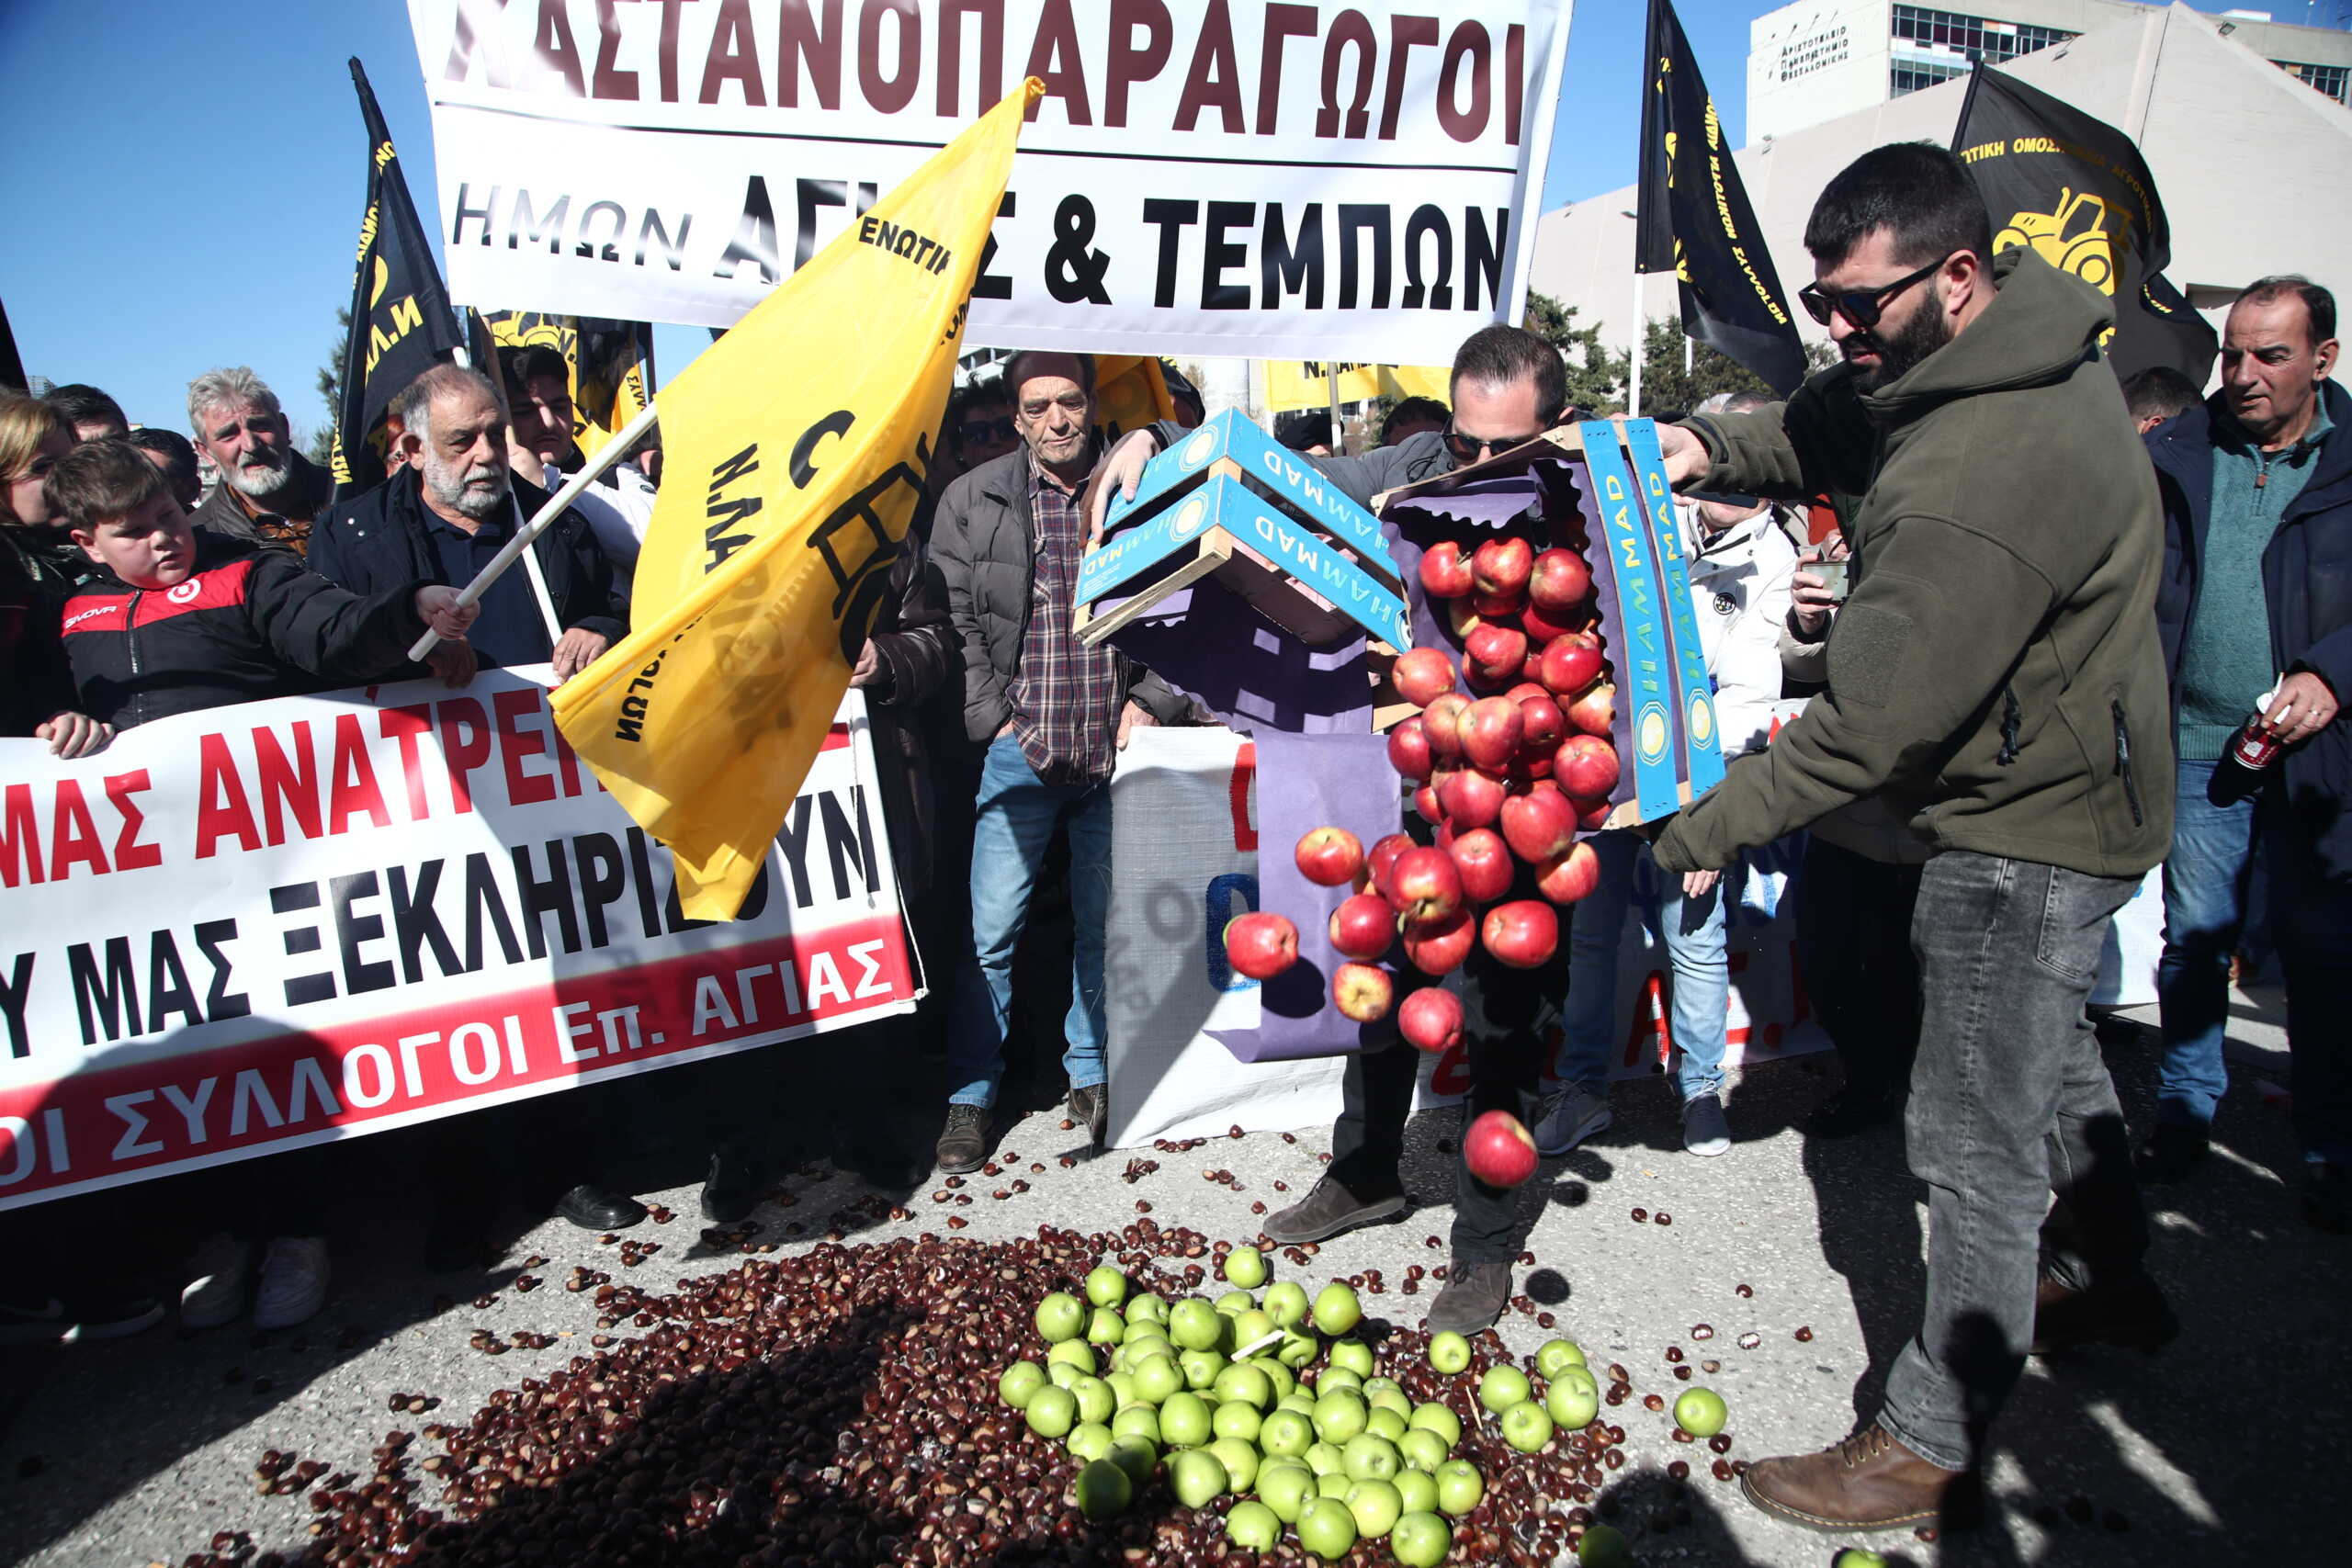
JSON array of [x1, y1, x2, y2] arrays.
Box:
[[1797, 254, 1951, 331], [1442, 420, 1542, 466], [957, 415, 1017, 446]]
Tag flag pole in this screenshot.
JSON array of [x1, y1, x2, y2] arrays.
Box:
[[408, 400, 659, 661], [1628, 271, 1645, 417], [452, 338, 563, 645], [1326, 364, 1342, 453]]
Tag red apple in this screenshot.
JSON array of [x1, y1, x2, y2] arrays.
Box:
[[1499, 785, 1577, 864], [1472, 591, 1525, 620], [1388, 846, 1464, 928], [1437, 767, 1506, 830], [1331, 963, 1396, 1022], [1459, 695, 1525, 773], [1386, 716, 1434, 782], [1401, 909, 1476, 975], [1538, 638, 1604, 696], [1472, 536, 1534, 598], [1569, 794, 1611, 829], [1519, 602, 1583, 648], [1480, 899, 1560, 969], [1391, 647, 1458, 708], [1366, 832, 1415, 900], [1448, 828, 1514, 904], [1413, 782, 1444, 824], [1534, 840, 1603, 904], [1555, 734, 1620, 799], [1295, 827, 1364, 887], [1417, 540, 1475, 599], [1223, 912, 1300, 980], [1518, 695, 1566, 757], [1505, 681, 1549, 705], [1566, 681, 1616, 738], [1529, 548, 1593, 614], [1422, 693, 1471, 761], [1463, 1109, 1540, 1187], [1329, 893, 1399, 961], [1445, 598, 1489, 641], [1397, 987, 1465, 1055], [1464, 625, 1529, 687]]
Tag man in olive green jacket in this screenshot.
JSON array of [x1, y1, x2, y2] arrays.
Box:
[[1651, 144, 2176, 1533]]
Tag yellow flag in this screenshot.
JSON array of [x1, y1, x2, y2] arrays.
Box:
[[552, 79, 1041, 920], [1259, 362, 1451, 412], [1093, 355, 1176, 442]]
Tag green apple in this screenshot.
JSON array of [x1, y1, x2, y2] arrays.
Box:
[[1226, 1498, 1281, 1551], [1317, 1366, 1363, 1396], [1262, 1280, 1310, 1327], [1296, 1496, 1360, 1561], [999, 1359, 1047, 1408], [1105, 1371, 1139, 1409], [1214, 1361, 1272, 1411], [1260, 1406, 1314, 1458], [1047, 1359, 1085, 1390], [1087, 1306, 1125, 1345], [1026, 1384, 1078, 1439], [1392, 1467, 1438, 1516], [1426, 1331, 1472, 1374], [1830, 1552, 1890, 1568], [1578, 1522, 1634, 1566], [1500, 1401, 1554, 1453], [1367, 1386, 1413, 1420], [1250, 1356, 1295, 1401], [1432, 1458, 1484, 1517], [1277, 1331, 1320, 1369], [1674, 1385, 1728, 1438], [1159, 1391, 1212, 1448], [1106, 1434, 1158, 1488], [1317, 1470, 1354, 1499], [1168, 1448, 1228, 1508], [1257, 1460, 1314, 1523], [1477, 1364, 1531, 1413], [1408, 1402, 1462, 1447], [1111, 1405, 1161, 1444], [1086, 1266, 1130, 1308], [1544, 1367, 1600, 1430], [1035, 1292, 1086, 1344], [1365, 1406, 1408, 1443], [1303, 1440, 1344, 1477], [1170, 1297, 1223, 1350], [1126, 1291, 1169, 1325], [1215, 1290, 1254, 1317], [1233, 1309, 1277, 1352], [1397, 1427, 1450, 1473], [1341, 1433, 1401, 1482], [1534, 1338, 1586, 1378], [1362, 1374, 1404, 1400], [1074, 1456, 1131, 1519], [1224, 1245, 1268, 1289], [1278, 1390, 1317, 1416], [1390, 1510, 1452, 1568], [1131, 1355, 1183, 1405], [1211, 1400, 1261, 1444], [1312, 1391, 1368, 1444], [1327, 1338, 1374, 1378], [1047, 1338, 1099, 1377], [1345, 1477, 1402, 1539], [1312, 1283, 1362, 1336], [1066, 1421, 1114, 1462], [1180, 1348, 1226, 1391], [1120, 1327, 1171, 1361], [1071, 1376, 1115, 1425], [1208, 1434, 1260, 1491]]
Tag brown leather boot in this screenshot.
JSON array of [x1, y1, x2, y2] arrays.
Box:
[[2031, 1270, 2177, 1356], [1739, 1423, 1964, 1532]]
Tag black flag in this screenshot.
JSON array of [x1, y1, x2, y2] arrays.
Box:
[[1635, 0, 1807, 397], [1952, 63, 2218, 385], [331, 57, 462, 500], [0, 294, 25, 391]]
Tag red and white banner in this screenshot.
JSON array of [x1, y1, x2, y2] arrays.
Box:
[[0, 670, 915, 1210]]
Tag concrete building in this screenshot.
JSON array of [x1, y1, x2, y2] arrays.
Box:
[[1530, 1, 2352, 390]]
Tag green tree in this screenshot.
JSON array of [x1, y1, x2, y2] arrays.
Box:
[[309, 306, 351, 467], [1521, 289, 1629, 414], [1635, 318, 1840, 415]]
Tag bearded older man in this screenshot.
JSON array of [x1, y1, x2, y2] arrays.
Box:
[[187, 367, 334, 554], [310, 365, 624, 687]]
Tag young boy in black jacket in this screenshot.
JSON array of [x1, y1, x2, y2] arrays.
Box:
[[41, 437, 477, 1331], [51, 439, 475, 729]]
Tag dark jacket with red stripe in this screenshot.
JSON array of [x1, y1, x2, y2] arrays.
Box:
[[62, 536, 429, 729]]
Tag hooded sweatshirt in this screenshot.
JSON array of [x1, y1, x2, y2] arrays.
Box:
[[1653, 249, 2173, 880]]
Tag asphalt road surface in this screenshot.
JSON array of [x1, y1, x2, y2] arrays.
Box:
[[2, 986, 2342, 1567]]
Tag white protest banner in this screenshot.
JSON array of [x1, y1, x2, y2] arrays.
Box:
[[404, 0, 1574, 366], [0, 671, 913, 1211]]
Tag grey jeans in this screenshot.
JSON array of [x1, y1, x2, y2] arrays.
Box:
[[1878, 851, 2149, 1471]]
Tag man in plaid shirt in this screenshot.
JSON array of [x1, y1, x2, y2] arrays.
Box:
[[929, 352, 1194, 1172]]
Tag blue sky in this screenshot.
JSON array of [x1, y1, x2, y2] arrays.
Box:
[[0, 1, 2295, 441]]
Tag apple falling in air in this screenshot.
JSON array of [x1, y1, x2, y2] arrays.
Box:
[[1416, 540, 1474, 599], [1295, 827, 1365, 887], [1390, 647, 1457, 707], [1480, 899, 1559, 968], [1555, 734, 1621, 799], [1366, 833, 1415, 900], [1331, 963, 1396, 1021], [1499, 786, 1577, 863], [1400, 910, 1475, 975], [1396, 987, 1464, 1054], [1223, 912, 1300, 979], [1565, 681, 1615, 738], [1388, 847, 1464, 928], [1535, 840, 1603, 904], [1329, 894, 1399, 962], [1386, 717, 1433, 782], [1458, 696, 1525, 773], [1462, 1109, 1540, 1187], [1421, 693, 1470, 762], [1436, 768, 1506, 831], [1538, 637, 1603, 696], [1447, 828, 1513, 904]]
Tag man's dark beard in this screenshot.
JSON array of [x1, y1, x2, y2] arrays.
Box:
[[1846, 295, 1953, 393]]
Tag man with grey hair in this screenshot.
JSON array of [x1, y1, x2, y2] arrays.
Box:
[[187, 367, 333, 554]]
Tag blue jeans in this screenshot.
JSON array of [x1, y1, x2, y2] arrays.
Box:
[[1560, 829, 1730, 1100], [2154, 757, 2257, 1130], [944, 735, 1114, 1109]]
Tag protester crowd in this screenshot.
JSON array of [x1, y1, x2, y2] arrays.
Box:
[[2, 136, 2344, 1539]]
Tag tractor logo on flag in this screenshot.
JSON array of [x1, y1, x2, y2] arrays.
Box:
[[1993, 188, 2132, 298]]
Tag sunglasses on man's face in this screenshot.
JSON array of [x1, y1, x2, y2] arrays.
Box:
[[958, 416, 1017, 446], [1797, 254, 1951, 332], [1442, 420, 1542, 467]]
